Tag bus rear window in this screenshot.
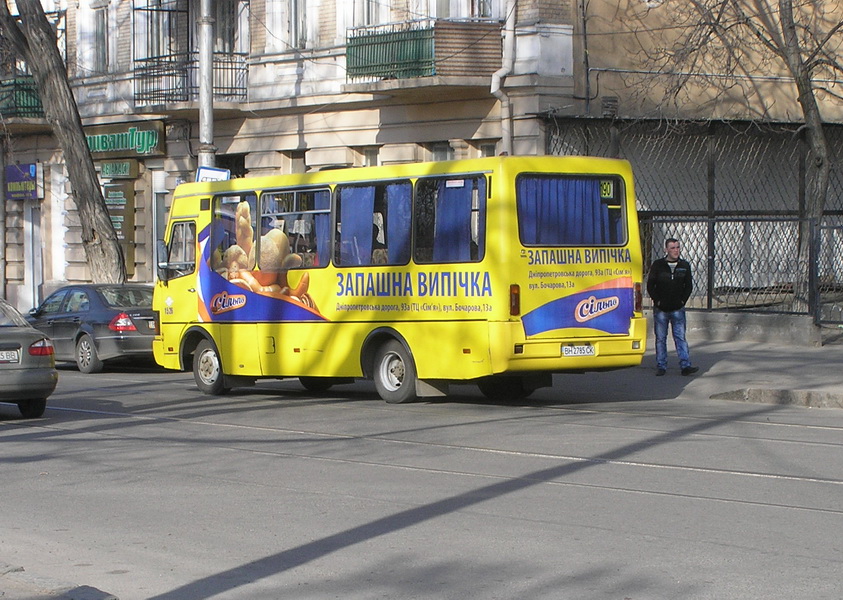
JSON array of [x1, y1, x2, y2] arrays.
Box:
[[516, 175, 625, 246]]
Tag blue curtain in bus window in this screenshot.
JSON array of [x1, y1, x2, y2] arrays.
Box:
[[518, 178, 612, 245], [433, 180, 472, 262], [314, 190, 331, 267], [340, 186, 375, 265], [386, 182, 412, 263]]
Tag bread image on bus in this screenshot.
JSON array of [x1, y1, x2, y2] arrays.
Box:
[[153, 155, 646, 403]]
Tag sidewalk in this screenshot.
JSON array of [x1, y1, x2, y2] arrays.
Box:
[[3, 339, 842, 599], [535, 338, 843, 408], [0, 563, 116, 600]]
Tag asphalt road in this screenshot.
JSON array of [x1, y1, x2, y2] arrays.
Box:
[[2, 360, 842, 600]]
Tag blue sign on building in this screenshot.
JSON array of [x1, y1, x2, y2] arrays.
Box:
[[5, 163, 39, 201]]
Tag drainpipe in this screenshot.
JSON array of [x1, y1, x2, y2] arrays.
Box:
[[491, 0, 516, 156]]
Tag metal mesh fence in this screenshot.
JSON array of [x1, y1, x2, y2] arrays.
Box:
[[643, 217, 807, 314], [547, 118, 843, 319]]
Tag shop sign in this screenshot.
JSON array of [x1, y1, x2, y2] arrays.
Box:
[[5, 163, 43, 201], [103, 181, 135, 242], [86, 121, 166, 159], [100, 159, 139, 179]]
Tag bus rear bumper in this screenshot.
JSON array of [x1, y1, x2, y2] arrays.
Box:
[[488, 318, 647, 374]]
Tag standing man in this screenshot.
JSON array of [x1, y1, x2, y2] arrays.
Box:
[[647, 238, 699, 376]]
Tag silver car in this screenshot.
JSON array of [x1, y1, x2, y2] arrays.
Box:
[[0, 298, 58, 418]]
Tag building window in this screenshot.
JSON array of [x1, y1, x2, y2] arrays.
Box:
[[471, 0, 493, 17], [92, 6, 108, 72], [79, 0, 111, 76], [290, 0, 307, 48], [429, 142, 455, 162]]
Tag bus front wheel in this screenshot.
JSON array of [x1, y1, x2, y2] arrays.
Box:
[[194, 339, 230, 395], [374, 340, 417, 404]]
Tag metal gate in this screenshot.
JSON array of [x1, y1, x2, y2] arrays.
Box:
[[815, 222, 843, 326]]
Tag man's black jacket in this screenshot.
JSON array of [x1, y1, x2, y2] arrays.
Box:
[[646, 257, 693, 312]]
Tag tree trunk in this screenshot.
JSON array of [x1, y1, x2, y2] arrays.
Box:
[[1, 0, 126, 283], [778, 0, 830, 312]]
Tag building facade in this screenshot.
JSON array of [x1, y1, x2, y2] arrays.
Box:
[[2, 0, 842, 313]]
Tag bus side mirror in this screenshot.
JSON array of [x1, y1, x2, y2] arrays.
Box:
[[156, 239, 170, 282]]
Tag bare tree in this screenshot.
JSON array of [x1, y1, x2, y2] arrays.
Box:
[[0, 0, 126, 283], [617, 0, 843, 305]]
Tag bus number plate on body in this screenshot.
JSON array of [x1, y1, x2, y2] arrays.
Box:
[[0, 350, 20, 363], [562, 345, 595, 357]]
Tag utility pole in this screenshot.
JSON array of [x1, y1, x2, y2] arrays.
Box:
[[197, 0, 215, 169], [0, 141, 6, 297]]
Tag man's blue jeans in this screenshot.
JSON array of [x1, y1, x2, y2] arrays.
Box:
[[653, 307, 691, 370]]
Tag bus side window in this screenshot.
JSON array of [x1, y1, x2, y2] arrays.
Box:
[[167, 221, 197, 278], [414, 176, 486, 263], [336, 181, 411, 267]]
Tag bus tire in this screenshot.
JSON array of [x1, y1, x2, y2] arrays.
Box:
[[193, 339, 230, 395], [374, 340, 417, 404], [477, 375, 533, 401], [299, 377, 334, 393]]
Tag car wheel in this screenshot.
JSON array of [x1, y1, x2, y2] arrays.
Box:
[[477, 375, 533, 401], [76, 333, 104, 374], [17, 398, 47, 419], [373, 340, 417, 404], [193, 339, 230, 395]]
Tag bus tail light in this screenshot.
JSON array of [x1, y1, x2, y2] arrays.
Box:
[[634, 282, 643, 313], [510, 284, 520, 316]]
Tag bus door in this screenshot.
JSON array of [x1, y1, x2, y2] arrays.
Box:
[[156, 219, 199, 363]]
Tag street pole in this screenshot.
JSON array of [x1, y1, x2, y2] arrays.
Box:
[[197, 0, 215, 169], [0, 141, 6, 297]]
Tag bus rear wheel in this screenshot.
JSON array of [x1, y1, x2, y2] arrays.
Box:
[[374, 340, 417, 404], [477, 375, 533, 401], [193, 339, 230, 395]]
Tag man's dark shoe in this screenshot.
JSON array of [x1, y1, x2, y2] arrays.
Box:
[[656, 368, 666, 376], [681, 366, 699, 376]]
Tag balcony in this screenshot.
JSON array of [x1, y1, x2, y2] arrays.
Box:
[[133, 52, 248, 106], [0, 76, 44, 119], [346, 19, 502, 87]]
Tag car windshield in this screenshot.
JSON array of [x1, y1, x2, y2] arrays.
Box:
[[99, 287, 153, 308], [0, 300, 31, 327]]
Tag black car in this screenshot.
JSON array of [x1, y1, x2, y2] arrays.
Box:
[[28, 284, 155, 373]]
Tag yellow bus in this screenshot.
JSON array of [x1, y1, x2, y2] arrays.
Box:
[[153, 155, 646, 402]]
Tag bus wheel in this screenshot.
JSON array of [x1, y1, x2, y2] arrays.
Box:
[[477, 376, 532, 401], [194, 339, 229, 395], [299, 377, 334, 393], [374, 340, 417, 404]]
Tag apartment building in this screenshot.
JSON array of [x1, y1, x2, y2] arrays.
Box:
[[2, 0, 842, 314]]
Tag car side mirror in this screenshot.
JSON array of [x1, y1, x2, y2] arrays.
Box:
[[156, 239, 170, 283]]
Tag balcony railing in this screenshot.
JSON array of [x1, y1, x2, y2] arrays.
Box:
[[133, 52, 247, 105], [347, 21, 436, 80], [0, 76, 44, 118], [347, 19, 502, 83]]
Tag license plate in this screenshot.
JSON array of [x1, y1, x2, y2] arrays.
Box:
[[0, 349, 20, 363], [562, 345, 595, 357]]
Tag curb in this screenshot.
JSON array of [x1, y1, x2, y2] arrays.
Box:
[[711, 388, 843, 409], [0, 563, 117, 600]]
